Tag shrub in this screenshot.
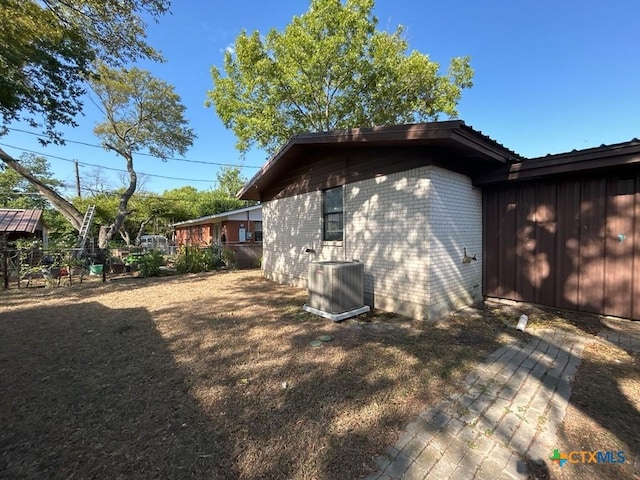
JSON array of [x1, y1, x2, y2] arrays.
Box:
[[222, 248, 236, 269], [175, 245, 223, 274], [138, 250, 164, 277]]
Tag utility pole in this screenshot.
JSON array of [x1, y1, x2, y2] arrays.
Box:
[[74, 160, 81, 198]]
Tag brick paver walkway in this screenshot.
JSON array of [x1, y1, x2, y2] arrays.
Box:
[[597, 330, 640, 353], [366, 329, 589, 480]]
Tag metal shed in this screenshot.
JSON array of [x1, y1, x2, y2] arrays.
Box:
[[0, 209, 48, 246]]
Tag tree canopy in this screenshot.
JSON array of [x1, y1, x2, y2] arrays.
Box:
[[215, 166, 247, 198], [0, 0, 170, 142], [89, 64, 195, 247], [207, 0, 474, 154]]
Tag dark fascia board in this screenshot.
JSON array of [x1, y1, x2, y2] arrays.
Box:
[[171, 204, 261, 228], [474, 139, 640, 186], [238, 121, 521, 200], [451, 125, 522, 163]]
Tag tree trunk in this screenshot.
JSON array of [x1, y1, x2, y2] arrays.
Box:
[[98, 226, 109, 250], [99, 147, 137, 248], [0, 147, 84, 231], [135, 216, 154, 246], [118, 227, 131, 246]]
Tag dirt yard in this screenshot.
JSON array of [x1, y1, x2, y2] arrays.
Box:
[[0, 270, 638, 479]]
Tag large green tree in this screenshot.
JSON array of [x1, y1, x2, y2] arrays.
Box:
[[207, 0, 473, 154], [215, 165, 247, 198], [0, 0, 171, 234], [0, 0, 169, 142], [89, 64, 195, 247]]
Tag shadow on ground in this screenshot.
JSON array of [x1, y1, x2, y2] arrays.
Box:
[[0, 301, 239, 479], [2, 273, 637, 479]]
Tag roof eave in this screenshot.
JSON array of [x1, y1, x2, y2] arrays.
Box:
[[475, 141, 640, 185], [238, 121, 520, 201], [171, 204, 262, 228]]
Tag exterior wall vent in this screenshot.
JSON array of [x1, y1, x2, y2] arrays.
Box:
[[304, 261, 370, 320]]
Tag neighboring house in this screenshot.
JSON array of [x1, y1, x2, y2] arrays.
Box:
[[172, 204, 262, 246], [0, 209, 48, 246], [238, 121, 640, 321], [172, 205, 263, 269]]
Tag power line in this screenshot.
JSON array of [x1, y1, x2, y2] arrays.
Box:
[[4, 185, 248, 204], [6, 127, 261, 169], [0, 142, 220, 184]]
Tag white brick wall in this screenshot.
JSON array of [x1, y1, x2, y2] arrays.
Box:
[[427, 167, 483, 318], [346, 167, 432, 319], [262, 164, 483, 320], [263, 191, 329, 287]]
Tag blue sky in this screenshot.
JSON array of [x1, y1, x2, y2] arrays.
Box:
[[2, 0, 639, 195]]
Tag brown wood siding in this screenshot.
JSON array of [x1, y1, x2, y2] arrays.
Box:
[[634, 181, 640, 318], [260, 147, 434, 201], [499, 187, 517, 299], [535, 183, 557, 306], [484, 172, 640, 320], [578, 178, 606, 314], [556, 181, 581, 310], [605, 177, 636, 318], [483, 191, 500, 297]]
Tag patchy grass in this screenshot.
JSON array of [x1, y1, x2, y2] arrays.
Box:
[[553, 340, 640, 480], [0, 270, 510, 479], [525, 337, 640, 480], [1, 273, 638, 479]]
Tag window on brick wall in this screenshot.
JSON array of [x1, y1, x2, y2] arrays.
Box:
[[253, 221, 263, 242], [323, 186, 343, 241]]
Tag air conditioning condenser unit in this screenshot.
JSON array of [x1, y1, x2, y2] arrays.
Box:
[[303, 261, 370, 321]]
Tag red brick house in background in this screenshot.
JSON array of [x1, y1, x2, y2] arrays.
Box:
[[172, 204, 262, 246], [171, 205, 262, 269]]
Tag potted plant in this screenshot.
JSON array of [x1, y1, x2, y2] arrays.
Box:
[[109, 256, 126, 274]]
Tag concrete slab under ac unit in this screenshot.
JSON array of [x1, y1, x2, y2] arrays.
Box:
[[302, 303, 371, 322]]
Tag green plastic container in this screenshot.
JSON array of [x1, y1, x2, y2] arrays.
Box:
[[89, 264, 104, 276]]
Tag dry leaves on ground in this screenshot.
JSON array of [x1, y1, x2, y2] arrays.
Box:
[[1, 271, 638, 479]]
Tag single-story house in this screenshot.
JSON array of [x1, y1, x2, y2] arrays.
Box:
[[171, 204, 263, 269], [0, 209, 48, 246], [238, 121, 640, 321]]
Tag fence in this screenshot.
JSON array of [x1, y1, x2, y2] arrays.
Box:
[[223, 243, 263, 269], [1, 242, 264, 289], [0, 247, 107, 289]]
